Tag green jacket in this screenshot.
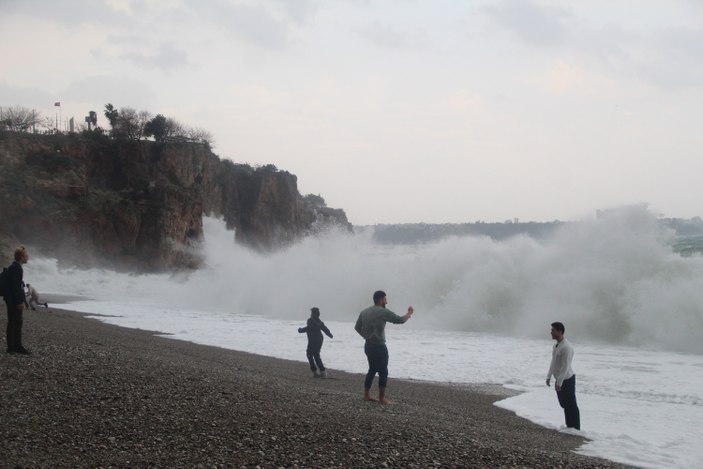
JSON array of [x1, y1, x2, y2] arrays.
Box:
[[354, 305, 406, 344]]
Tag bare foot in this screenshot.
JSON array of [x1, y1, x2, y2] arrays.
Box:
[[379, 398, 392, 405], [363, 395, 378, 402]]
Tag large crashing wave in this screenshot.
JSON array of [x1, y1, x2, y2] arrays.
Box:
[[27, 205, 703, 354]]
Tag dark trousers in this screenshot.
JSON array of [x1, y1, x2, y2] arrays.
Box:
[[364, 342, 389, 388], [556, 375, 580, 430], [6, 303, 23, 352], [306, 340, 325, 372]]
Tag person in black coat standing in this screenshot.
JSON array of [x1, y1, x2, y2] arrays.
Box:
[[298, 307, 333, 377], [5, 245, 30, 354]]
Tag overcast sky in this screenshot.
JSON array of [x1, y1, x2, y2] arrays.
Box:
[[2, 0, 702, 225]]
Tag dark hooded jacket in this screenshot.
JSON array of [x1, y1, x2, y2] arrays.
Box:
[[299, 316, 333, 343], [4, 261, 25, 306]]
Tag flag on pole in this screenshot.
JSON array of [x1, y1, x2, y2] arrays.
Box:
[[54, 102, 61, 106]]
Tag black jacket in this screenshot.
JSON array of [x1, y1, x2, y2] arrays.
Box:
[[298, 317, 333, 343], [5, 261, 25, 306]]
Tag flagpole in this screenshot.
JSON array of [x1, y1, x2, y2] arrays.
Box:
[[54, 101, 61, 132]]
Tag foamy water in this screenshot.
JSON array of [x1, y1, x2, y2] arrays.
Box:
[[25, 208, 703, 468]]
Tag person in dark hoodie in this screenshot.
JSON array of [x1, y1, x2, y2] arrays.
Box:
[[5, 246, 29, 354], [298, 307, 333, 378]]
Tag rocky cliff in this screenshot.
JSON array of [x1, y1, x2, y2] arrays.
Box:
[[0, 131, 351, 270]]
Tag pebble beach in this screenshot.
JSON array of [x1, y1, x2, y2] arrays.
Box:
[[1, 307, 634, 469]]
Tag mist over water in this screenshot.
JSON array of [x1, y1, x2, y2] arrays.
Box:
[[30, 205, 703, 354]]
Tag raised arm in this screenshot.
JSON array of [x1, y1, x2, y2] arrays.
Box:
[[383, 306, 415, 325]]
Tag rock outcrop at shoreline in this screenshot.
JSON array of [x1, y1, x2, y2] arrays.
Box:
[[0, 131, 351, 269], [0, 307, 634, 469]]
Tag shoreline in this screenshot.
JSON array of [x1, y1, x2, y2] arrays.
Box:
[[1, 307, 634, 468]]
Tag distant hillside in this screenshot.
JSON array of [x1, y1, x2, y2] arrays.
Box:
[[370, 221, 562, 244], [369, 218, 703, 253], [0, 131, 351, 270]]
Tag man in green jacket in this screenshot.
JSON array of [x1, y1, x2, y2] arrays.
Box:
[[354, 290, 414, 404]]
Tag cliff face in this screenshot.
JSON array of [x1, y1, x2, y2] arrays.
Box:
[[0, 131, 351, 270], [206, 162, 311, 250]]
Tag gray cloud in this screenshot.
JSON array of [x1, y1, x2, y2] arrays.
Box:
[[122, 42, 189, 72], [583, 23, 703, 90], [482, 0, 573, 46], [2, 0, 313, 51], [192, 1, 300, 49], [1, 0, 130, 28], [483, 0, 703, 91], [271, 0, 319, 25], [646, 28, 703, 88], [360, 22, 429, 50]]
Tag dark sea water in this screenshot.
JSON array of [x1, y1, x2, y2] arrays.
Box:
[[672, 234, 703, 257]]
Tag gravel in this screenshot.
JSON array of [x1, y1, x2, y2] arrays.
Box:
[[0, 308, 634, 469]]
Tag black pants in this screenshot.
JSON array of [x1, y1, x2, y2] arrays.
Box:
[[306, 340, 325, 372], [5, 302, 23, 352], [556, 375, 580, 430], [364, 342, 389, 388]]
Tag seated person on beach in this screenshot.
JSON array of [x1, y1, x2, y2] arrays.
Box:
[[26, 283, 49, 310], [298, 307, 333, 378]]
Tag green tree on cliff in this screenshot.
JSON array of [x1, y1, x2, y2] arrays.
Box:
[[144, 114, 213, 147], [144, 114, 169, 142], [103, 103, 212, 146], [104, 104, 118, 137], [105, 105, 151, 140], [117, 107, 151, 140], [143, 114, 182, 142]]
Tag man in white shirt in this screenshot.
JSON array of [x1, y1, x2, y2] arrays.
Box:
[[546, 321, 580, 430]]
